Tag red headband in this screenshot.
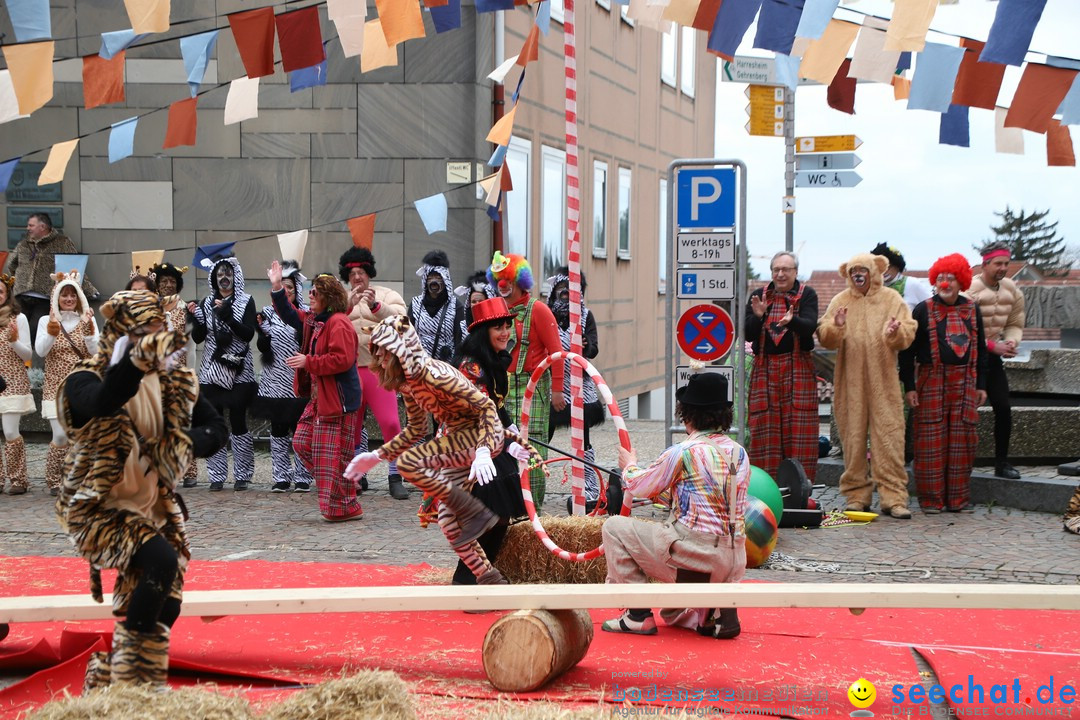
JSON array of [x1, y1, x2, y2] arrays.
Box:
[[982, 249, 1010, 263], [344, 261, 374, 270]]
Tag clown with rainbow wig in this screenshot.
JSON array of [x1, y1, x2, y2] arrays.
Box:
[[486, 252, 565, 508], [899, 253, 988, 515]]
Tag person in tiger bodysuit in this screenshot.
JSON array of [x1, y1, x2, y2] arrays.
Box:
[[36, 270, 99, 496], [346, 315, 539, 585], [0, 272, 35, 494], [56, 290, 227, 690]]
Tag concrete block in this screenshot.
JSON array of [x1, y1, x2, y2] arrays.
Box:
[[256, 82, 315, 110], [241, 133, 312, 158], [126, 59, 218, 86], [311, 182, 402, 227], [313, 158, 404, 183], [402, 14, 475, 84], [243, 108, 357, 134], [313, 84, 358, 109], [1004, 349, 1080, 396], [79, 156, 172, 182], [311, 134, 359, 158], [0, 108, 78, 161], [173, 158, 310, 231], [357, 84, 477, 157], [976, 406, 1080, 463], [402, 209, 477, 282], [81, 181, 173, 229]]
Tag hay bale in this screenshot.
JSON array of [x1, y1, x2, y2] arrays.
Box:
[[475, 700, 610, 719], [264, 670, 415, 720], [24, 684, 254, 720], [494, 517, 607, 584]]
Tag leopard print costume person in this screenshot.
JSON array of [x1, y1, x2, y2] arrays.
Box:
[[1065, 485, 1080, 535], [367, 315, 531, 584]]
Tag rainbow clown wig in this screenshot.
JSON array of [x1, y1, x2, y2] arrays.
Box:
[[928, 253, 973, 292], [487, 251, 533, 295]]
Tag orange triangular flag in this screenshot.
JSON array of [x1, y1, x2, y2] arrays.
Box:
[[83, 52, 126, 110], [39, 139, 79, 185], [486, 104, 517, 145], [424, 0, 449, 7], [374, 0, 426, 46], [2, 41, 54, 115], [163, 97, 198, 149], [361, 20, 399, 72], [228, 7, 276, 79], [1047, 119, 1076, 167], [692, 0, 722, 32], [124, 0, 170, 34], [347, 214, 376, 249], [516, 25, 540, 67], [500, 161, 513, 192], [892, 75, 911, 101], [1004, 63, 1078, 135]]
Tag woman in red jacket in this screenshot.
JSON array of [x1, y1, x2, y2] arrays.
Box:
[[268, 261, 363, 522]]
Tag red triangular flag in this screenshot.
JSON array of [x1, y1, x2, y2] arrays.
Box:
[[347, 214, 376, 249], [276, 6, 326, 73], [692, 0, 723, 33], [163, 97, 198, 149], [1047, 119, 1076, 167], [827, 58, 856, 115], [516, 25, 540, 67], [1004, 63, 1078, 134], [499, 162, 513, 192], [952, 38, 1005, 110], [82, 52, 125, 109], [228, 7, 276, 79]]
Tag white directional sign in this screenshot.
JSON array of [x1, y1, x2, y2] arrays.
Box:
[[677, 231, 735, 264], [794, 170, 863, 188], [795, 153, 861, 171], [676, 268, 736, 300], [676, 366, 735, 402], [720, 56, 777, 85]]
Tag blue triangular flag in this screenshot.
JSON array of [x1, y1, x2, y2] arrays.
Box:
[[0, 159, 19, 194], [908, 43, 965, 113], [794, 0, 838, 41], [1058, 75, 1080, 126], [8, 0, 52, 42], [980, 0, 1048, 67], [476, 0, 514, 12], [774, 53, 802, 92], [708, 0, 764, 59], [100, 29, 147, 60], [193, 241, 238, 270], [535, 0, 551, 36], [486, 199, 501, 222], [108, 118, 138, 164], [488, 144, 508, 167], [896, 51, 912, 72], [939, 104, 970, 148], [754, 0, 804, 56], [414, 194, 448, 234], [180, 30, 219, 97], [290, 60, 328, 92], [430, 0, 462, 34], [55, 254, 88, 279]]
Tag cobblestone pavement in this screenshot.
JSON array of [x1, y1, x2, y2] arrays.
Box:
[[2, 421, 1078, 586]]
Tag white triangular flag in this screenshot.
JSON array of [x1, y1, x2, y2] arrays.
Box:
[[277, 229, 309, 266], [487, 55, 520, 83], [224, 76, 259, 126]]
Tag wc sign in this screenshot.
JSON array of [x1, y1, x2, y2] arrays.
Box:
[[677, 168, 736, 229]]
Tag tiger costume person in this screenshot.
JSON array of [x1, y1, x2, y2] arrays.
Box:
[[346, 315, 539, 585], [56, 290, 227, 690]]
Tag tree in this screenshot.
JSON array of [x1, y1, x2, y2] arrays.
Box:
[[976, 206, 1070, 274]]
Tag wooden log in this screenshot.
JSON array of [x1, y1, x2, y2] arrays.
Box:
[[482, 608, 594, 692]]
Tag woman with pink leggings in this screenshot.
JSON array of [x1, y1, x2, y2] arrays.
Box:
[[339, 247, 410, 500]]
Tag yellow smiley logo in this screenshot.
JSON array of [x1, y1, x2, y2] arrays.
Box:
[[848, 677, 876, 709]]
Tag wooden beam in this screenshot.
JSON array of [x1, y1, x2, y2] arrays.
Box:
[[2, 583, 1078, 624]]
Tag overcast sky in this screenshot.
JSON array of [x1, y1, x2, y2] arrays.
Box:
[[713, 0, 1079, 274]]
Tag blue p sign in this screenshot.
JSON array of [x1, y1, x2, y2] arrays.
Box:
[[676, 168, 736, 229]]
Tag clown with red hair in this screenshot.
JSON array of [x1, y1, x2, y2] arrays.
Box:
[[487, 251, 565, 508], [899, 253, 988, 514]]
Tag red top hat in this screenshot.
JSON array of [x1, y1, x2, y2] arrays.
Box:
[[469, 297, 514, 331]]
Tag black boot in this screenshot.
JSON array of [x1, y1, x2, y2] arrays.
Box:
[[442, 486, 499, 548], [698, 608, 741, 639], [388, 474, 409, 500]]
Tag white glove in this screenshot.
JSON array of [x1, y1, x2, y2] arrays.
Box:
[[345, 451, 381, 482], [469, 447, 496, 486], [506, 424, 519, 435], [506, 442, 530, 462]]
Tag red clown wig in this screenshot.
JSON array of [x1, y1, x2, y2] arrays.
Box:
[[928, 253, 973, 291]]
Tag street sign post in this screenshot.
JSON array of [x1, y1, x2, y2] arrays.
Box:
[[676, 168, 736, 229], [794, 153, 861, 171], [794, 170, 862, 188], [676, 231, 735, 264], [676, 305, 736, 362], [675, 365, 735, 401], [745, 85, 785, 137], [795, 135, 862, 153], [676, 268, 736, 300], [720, 56, 777, 85]]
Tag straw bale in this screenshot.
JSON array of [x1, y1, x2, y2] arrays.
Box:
[[494, 517, 607, 584], [474, 700, 610, 719], [264, 670, 415, 720], [24, 684, 253, 720]]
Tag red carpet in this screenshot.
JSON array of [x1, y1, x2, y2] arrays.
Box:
[[5, 556, 1071, 718]]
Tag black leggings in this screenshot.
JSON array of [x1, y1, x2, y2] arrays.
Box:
[[452, 524, 508, 585], [124, 535, 182, 633], [986, 354, 1012, 461], [271, 421, 295, 438]]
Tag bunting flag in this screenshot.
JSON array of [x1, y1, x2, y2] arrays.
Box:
[[774, 53, 801, 91], [1004, 63, 1078, 134], [907, 42, 964, 113], [424, 0, 450, 8], [277, 230, 309, 266], [3, 41, 54, 116], [0, 159, 19, 194], [193, 241, 237, 269], [228, 8, 276, 79], [123, 0, 170, 34], [627, 0, 669, 31], [39, 139, 78, 185], [488, 55, 519, 83], [486, 103, 517, 145], [163, 96, 198, 149], [330, 0, 368, 55], [488, 144, 508, 167], [291, 60, 328, 92], [535, 0, 551, 35], [794, 0, 838, 41], [516, 25, 540, 67], [1059, 76, 1080, 126], [939, 104, 969, 148], [951, 38, 1005, 110], [1046, 120, 1075, 167], [414, 193, 448, 234], [662, 0, 701, 26], [0, 71, 25, 125], [277, 7, 326, 73], [892, 74, 911, 100], [361, 20, 399, 72], [798, 19, 858, 85], [707, 0, 763, 60], [224, 77, 260, 125], [55, 254, 88, 278], [328, 0, 368, 21], [476, 0, 514, 11], [883, 0, 937, 53], [82, 52, 126, 109], [131, 249, 165, 274], [108, 117, 138, 163], [753, 0, 804, 56], [430, 0, 462, 34], [347, 214, 376, 249], [180, 30, 218, 97], [849, 16, 899, 84], [826, 58, 855, 114], [100, 29, 145, 60], [374, 0, 426, 46], [8, 0, 52, 42], [692, 0, 722, 32], [994, 107, 1024, 155], [980, 0, 1047, 67]]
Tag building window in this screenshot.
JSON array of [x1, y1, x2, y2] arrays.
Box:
[[505, 136, 531, 258], [658, 178, 667, 294], [661, 24, 677, 88], [680, 27, 696, 97], [617, 166, 632, 260], [592, 160, 607, 259], [551, 0, 565, 24], [541, 145, 567, 281], [620, 4, 634, 26]]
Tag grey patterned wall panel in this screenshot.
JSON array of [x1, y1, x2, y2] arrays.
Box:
[[173, 158, 310, 231], [357, 84, 477, 158], [79, 157, 173, 182], [314, 159, 404, 184], [241, 133, 312, 159], [311, 182, 402, 229]]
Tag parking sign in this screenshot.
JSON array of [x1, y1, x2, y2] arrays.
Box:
[[676, 168, 736, 229]]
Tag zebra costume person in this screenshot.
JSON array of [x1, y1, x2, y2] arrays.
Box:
[[188, 256, 258, 492], [407, 250, 464, 364]]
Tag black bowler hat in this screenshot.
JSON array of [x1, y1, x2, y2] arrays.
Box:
[[676, 372, 731, 409]]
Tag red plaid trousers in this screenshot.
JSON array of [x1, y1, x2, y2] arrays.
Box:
[[293, 402, 361, 518]]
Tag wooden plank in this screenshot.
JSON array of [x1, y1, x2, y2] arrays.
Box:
[[2, 583, 1079, 624]]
